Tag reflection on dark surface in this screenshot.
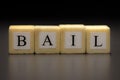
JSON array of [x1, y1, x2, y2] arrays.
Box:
[[0, 20, 120, 80], [8, 55, 111, 80]]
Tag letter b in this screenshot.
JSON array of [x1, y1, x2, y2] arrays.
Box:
[[9, 25, 34, 54], [17, 35, 27, 46], [13, 32, 30, 49]]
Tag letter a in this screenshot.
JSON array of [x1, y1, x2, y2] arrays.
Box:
[[42, 35, 53, 46]]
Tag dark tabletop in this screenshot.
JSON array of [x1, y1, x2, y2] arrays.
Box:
[[0, 5, 120, 79], [0, 19, 120, 80]]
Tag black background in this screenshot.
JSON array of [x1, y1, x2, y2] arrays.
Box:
[[0, 6, 120, 80]]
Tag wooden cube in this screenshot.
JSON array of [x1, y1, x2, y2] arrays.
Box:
[[9, 25, 34, 54], [35, 26, 60, 54], [86, 25, 110, 53], [60, 24, 85, 54]]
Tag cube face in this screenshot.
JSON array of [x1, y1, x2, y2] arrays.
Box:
[[39, 32, 56, 48], [64, 32, 82, 48], [60, 24, 85, 53], [90, 32, 106, 49], [35, 26, 60, 54], [86, 25, 110, 53], [13, 32, 31, 49], [9, 25, 34, 54]]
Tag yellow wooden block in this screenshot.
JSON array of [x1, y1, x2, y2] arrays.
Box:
[[60, 24, 85, 54], [35, 26, 60, 54], [9, 25, 34, 54], [86, 25, 110, 53]]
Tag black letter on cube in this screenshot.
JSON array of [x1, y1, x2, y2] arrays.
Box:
[[94, 36, 103, 47], [17, 35, 27, 46], [71, 35, 75, 46], [42, 35, 53, 46]]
